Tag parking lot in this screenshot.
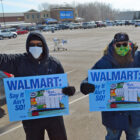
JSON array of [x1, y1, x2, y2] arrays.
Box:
[[0, 26, 140, 140]]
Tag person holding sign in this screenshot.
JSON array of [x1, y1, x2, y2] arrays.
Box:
[[0, 31, 75, 140], [80, 32, 140, 140]]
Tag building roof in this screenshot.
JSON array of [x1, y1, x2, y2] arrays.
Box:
[[24, 9, 39, 13], [51, 7, 74, 10], [0, 13, 24, 17]]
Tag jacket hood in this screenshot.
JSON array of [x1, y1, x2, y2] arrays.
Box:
[[26, 32, 49, 61], [103, 40, 117, 65]]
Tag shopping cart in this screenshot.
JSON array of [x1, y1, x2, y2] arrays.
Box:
[[53, 38, 68, 51]]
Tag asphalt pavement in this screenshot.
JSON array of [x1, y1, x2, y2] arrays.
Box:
[[1, 26, 140, 140]]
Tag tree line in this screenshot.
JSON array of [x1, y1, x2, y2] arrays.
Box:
[[38, 2, 119, 21]]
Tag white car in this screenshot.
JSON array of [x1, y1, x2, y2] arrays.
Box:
[[0, 29, 17, 40]]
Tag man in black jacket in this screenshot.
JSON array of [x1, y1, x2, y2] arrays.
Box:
[[0, 32, 75, 140]]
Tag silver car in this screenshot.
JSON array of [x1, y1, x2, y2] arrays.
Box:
[[0, 29, 17, 40]]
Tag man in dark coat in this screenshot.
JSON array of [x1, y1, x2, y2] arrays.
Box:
[[80, 33, 140, 140], [0, 31, 75, 140]]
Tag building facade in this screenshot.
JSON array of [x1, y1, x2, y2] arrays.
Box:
[[114, 11, 140, 20], [0, 13, 24, 23], [24, 9, 40, 23], [24, 9, 51, 24], [50, 7, 76, 22], [0, 7, 77, 26]]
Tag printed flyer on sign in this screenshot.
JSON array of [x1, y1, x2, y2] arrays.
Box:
[[4, 74, 69, 122], [88, 68, 140, 112]]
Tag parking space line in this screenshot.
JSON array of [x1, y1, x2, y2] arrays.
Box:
[[69, 95, 88, 104], [0, 124, 23, 137], [66, 69, 76, 74], [0, 94, 88, 137]]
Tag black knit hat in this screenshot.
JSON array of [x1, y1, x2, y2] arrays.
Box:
[[28, 34, 42, 42], [114, 32, 129, 43]]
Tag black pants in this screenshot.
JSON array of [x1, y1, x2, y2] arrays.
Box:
[[22, 116, 67, 140]]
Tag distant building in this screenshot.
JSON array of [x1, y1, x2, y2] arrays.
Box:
[[50, 7, 77, 22], [24, 9, 51, 24], [24, 10, 38, 23], [114, 11, 140, 20], [0, 6, 78, 26], [0, 13, 24, 23], [40, 10, 51, 21]]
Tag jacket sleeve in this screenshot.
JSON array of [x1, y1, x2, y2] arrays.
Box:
[[134, 51, 140, 67], [0, 54, 20, 75]]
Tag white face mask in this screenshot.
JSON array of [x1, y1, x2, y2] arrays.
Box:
[[29, 46, 43, 59]]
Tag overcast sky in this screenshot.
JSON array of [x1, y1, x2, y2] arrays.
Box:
[[1, 0, 140, 13]]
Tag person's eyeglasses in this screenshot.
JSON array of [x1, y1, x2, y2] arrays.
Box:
[[116, 43, 128, 48], [29, 43, 43, 47]]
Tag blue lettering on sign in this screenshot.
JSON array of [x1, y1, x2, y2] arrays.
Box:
[[100, 72, 106, 81], [40, 78, 47, 88], [15, 105, 25, 111], [96, 95, 105, 101], [30, 79, 39, 89], [60, 11, 74, 19], [90, 72, 100, 81], [134, 70, 139, 79], [90, 70, 140, 82], [127, 71, 133, 80], [121, 71, 126, 80], [6, 77, 61, 91], [7, 80, 18, 90], [24, 80, 30, 89], [18, 80, 24, 90], [112, 71, 120, 80]]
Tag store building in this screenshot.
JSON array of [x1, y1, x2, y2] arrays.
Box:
[[24, 9, 51, 24], [0, 13, 24, 23], [50, 7, 77, 22]]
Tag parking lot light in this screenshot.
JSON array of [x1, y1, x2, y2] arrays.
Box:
[[0, 0, 6, 28]]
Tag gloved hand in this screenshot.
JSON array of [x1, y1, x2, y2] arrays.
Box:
[[80, 83, 95, 95], [62, 86, 75, 96]]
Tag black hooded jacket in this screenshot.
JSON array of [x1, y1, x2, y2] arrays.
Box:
[[0, 32, 64, 77]]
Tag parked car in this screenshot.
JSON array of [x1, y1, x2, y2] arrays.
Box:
[[0, 29, 17, 40], [58, 24, 69, 30], [134, 20, 140, 27], [82, 22, 97, 29], [8, 28, 17, 32], [16, 29, 28, 35], [125, 20, 131, 25], [42, 26, 55, 32], [114, 20, 125, 26], [69, 23, 82, 30], [26, 26, 38, 31], [95, 21, 106, 27], [105, 21, 114, 26]]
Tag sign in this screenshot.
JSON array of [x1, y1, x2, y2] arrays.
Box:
[[88, 68, 140, 112], [60, 11, 74, 19], [4, 74, 69, 122]]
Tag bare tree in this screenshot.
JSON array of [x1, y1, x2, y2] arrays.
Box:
[[76, 2, 118, 21], [38, 3, 50, 11], [38, 2, 118, 21]]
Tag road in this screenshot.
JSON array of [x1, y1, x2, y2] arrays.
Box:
[[1, 26, 140, 140]]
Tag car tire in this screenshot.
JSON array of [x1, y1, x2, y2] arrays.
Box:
[[13, 34, 17, 38]]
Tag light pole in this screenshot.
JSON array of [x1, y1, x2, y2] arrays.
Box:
[[0, 0, 5, 27]]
